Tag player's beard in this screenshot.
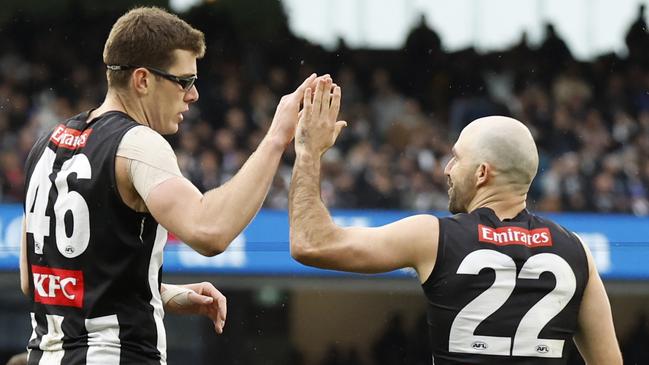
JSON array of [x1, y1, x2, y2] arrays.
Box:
[[447, 173, 476, 214]]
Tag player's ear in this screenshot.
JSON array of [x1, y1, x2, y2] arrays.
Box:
[[131, 68, 150, 95], [475, 163, 489, 187]]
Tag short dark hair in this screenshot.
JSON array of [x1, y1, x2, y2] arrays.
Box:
[[103, 7, 206, 90]]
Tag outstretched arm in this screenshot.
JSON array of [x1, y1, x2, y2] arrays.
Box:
[[145, 74, 318, 256], [289, 78, 438, 279]]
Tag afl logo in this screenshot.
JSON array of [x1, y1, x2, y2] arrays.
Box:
[[65, 245, 75, 255], [471, 341, 488, 350], [536, 344, 550, 354]]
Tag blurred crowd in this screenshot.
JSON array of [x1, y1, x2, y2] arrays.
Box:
[[3, 4, 649, 215]]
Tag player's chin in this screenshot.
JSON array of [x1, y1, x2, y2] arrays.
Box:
[[448, 196, 465, 214], [160, 122, 180, 135]]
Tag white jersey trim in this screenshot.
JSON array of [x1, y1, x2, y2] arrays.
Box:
[[38, 314, 65, 364], [28, 313, 37, 360], [149, 224, 168, 364], [85, 314, 121, 365]]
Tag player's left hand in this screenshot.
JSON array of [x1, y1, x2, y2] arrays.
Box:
[[162, 282, 227, 334], [295, 77, 347, 157]]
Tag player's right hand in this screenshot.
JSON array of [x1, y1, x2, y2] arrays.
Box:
[[266, 73, 319, 148]]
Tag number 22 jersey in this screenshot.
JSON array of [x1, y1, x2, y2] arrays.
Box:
[[422, 207, 589, 365]]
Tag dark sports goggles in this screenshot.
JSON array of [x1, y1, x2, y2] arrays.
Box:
[[106, 64, 197, 91]]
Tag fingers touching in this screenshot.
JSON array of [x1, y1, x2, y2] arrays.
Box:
[[294, 73, 317, 100], [329, 84, 341, 122], [297, 75, 345, 155]]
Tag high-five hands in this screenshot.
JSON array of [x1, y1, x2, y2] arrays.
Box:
[[295, 77, 347, 156], [267, 73, 320, 148]]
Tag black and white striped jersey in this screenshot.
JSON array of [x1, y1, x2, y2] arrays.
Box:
[[23, 111, 168, 365], [422, 208, 589, 365]]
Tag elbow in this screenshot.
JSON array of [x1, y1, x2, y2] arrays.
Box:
[[196, 245, 225, 257], [290, 226, 343, 266], [186, 227, 229, 257], [20, 279, 29, 297], [290, 240, 307, 262], [289, 233, 321, 265], [290, 241, 316, 264]]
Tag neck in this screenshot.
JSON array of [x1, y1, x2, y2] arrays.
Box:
[[88, 90, 149, 127], [466, 185, 528, 220]]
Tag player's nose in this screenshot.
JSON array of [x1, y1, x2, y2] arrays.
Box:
[[185, 85, 199, 103]]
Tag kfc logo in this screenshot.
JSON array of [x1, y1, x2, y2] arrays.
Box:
[[31, 265, 84, 308], [478, 225, 553, 248], [50, 125, 92, 150]]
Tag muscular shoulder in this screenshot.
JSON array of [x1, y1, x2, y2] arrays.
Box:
[[438, 211, 479, 229], [117, 126, 180, 174], [118, 126, 173, 157]]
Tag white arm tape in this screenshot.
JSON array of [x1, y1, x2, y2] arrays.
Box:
[[116, 126, 183, 201], [161, 284, 194, 306]]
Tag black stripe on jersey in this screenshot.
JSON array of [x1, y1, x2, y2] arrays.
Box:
[[61, 315, 89, 365], [27, 351, 43, 365], [27, 312, 46, 365]]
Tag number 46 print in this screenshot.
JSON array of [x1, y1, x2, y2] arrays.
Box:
[[25, 149, 92, 258]]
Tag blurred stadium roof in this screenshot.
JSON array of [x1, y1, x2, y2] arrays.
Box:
[[171, 0, 649, 60], [2, 0, 649, 60], [278, 0, 649, 60]]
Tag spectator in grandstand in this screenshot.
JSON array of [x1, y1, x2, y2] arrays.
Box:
[[3, 2, 649, 216], [19, 7, 320, 364], [625, 4, 649, 63], [289, 79, 622, 364], [538, 23, 573, 77]]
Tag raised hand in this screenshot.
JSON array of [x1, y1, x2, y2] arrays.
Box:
[[266, 73, 319, 148], [295, 77, 347, 157]]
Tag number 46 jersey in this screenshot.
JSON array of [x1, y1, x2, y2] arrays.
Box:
[[422, 207, 589, 365], [23, 111, 168, 365]]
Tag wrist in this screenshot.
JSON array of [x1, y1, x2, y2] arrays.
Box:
[[161, 284, 193, 307], [295, 150, 322, 172], [259, 134, 287, 154]]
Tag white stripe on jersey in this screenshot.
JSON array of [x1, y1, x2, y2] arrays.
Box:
[[85, 314, 121, 365], [149, 224, 168, 364], [38, 314, 65, 364], [28, 313, 37, 359]]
